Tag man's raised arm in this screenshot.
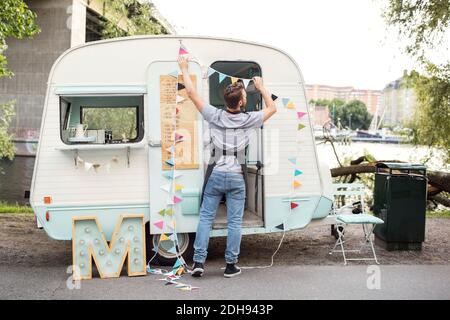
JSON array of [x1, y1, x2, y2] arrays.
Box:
[[178, 56, 205, 112], [252, 76, 277, 122]]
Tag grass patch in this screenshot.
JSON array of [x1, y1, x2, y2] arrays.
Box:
[[0, 201, 34, 214], [427, 209, 450, 218]]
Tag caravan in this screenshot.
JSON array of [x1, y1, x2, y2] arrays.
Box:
[[30, 35, 334, 264]]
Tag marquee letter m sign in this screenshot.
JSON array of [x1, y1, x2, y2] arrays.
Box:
[[72, 214, 147, 280]]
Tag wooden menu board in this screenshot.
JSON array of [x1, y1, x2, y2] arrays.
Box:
[[160, 75, 199, 170]]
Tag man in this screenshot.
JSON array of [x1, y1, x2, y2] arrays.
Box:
[[178, 56, 277, 278]]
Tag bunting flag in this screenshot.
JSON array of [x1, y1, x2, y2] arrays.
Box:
[[176, 267, 185, 276], [84, 162, 93, 171], [173, 259, 182, 270], [177, 83, 185, 91], [282, 98, 290, 107], [154, 220, 164, 230], [242, 79, 251, 88], [298, 124, 306, 130], [297, 111, 306, 119], [275, 223, 284, 230], [293, 180, 301, 188], [165, 158, 175, 166], [291, 202, 299, 209], [176, 95, 185, 104], [166, 146, 175, 154], [167, 246, 177, 254], [160, 233, 169, 241], [165, 208, 174, 216], [294, 169, 303, 176], [163, 170, 182, 180], [271, 94, 279, 101], [174, 133, 184, 142], [286, 101, 296, 109], [173, 196, 183, 204], [174, 183, 184, 191], [207, 67, 216, 77], [168, 70, 178, 78], [158, 208, 166, 216], [230, 77, 239, 84], [288, 157, 296, 165], [160, 183, 171, 193], [219, 73, 227, 83], [169, 233, 178, 242], [179, 43, 189, 56]]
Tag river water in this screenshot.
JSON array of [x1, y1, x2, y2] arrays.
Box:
[[0, 142, 448, 205]]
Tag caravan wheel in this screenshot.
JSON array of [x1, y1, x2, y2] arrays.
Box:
[[145, 224, 194, 266]]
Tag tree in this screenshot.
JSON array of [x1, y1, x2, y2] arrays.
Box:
[[101, 0, 169, 39], [310, 98, 372, 130], [384, 0, 450, 162], [0, 0, 40, 161]]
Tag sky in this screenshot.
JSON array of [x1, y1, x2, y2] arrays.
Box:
[[151, 0, 419, 90]]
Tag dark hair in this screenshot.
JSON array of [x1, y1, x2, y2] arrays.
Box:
[[223, 81, 244, 109]]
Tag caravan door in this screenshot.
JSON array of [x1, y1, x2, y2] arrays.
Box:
[[147, 61, 204, 235]]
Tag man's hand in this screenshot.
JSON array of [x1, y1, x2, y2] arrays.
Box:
[[252, 76, 264, 92], [252, 76, 277, 122], [178, 55, 189, 72]]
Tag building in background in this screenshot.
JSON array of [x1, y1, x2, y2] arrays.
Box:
[[306, 84, 381, 115], [0, 0, 174, 156], [379, 72, 417, 127]]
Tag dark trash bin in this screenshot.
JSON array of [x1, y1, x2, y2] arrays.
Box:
[[373, 162, 427, 251]]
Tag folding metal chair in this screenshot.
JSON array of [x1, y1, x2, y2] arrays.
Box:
[[329, 183, 384, 265]]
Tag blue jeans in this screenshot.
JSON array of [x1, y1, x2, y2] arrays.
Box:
[[193, 170, 246, 264]]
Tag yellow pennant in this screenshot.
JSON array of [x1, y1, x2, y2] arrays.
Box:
[[286, 101, 296, 109], [230, 77, 238, 84], [293, 180, 301, 188], [160, 233, 169, 241], [176, 266, 184, 275], [175, 183, 184, 191]]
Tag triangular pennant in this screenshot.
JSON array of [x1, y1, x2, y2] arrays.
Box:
[[219, 73, 227, 83], [160, 233, 169, 241], [175, 133, 184, 142], [207, 67, 216, 77], [176, 266, 185, 276], [271, 94, 278, 101], [165, 208, 174, 216], [175, 183, 184, 191], [168, 220, 176, 230], [154, 220, 164, 230], [168, 246, 177, 254], [169, 233, 178, 242], [298, 123, 306, 130], [177, 83, 185, 91], [166, 146, 175, 154], [176, 95, 185, 104], [158, 208, 166, 216], [168, 70, 178, 78], [293, 180, 301, 188], [282, 98, 290, 107], [294, 169, 303, 176], [160, 183, 171, 193], [179, 44, 189, 55], [173, 196, 183, 204], [165, 158, 175, 166], [288, 157, 296, 165], [275, 223, 284, 230], [297, 111, 306, 119], [286, 101, 296, 109], [290, 202, 299, 209], [243, 79, 251, 88], [162, 170, 182, 180], [230, 77, 238, 84], [84, 162, 93, 171], [173, 258, 182, 269]]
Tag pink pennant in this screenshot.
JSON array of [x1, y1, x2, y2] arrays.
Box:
[[179, 45, 189, 55], [297, 112, 306, 119], [175, 133, 183, 141], [154, 220, 164, 230], [173, 196, 183, 204]]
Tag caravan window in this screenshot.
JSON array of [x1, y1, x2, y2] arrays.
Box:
[[209, 61, 262, 111], [59, 96, 144, 145]]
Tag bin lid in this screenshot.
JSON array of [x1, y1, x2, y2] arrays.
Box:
[[376, 162, 426, 170]]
